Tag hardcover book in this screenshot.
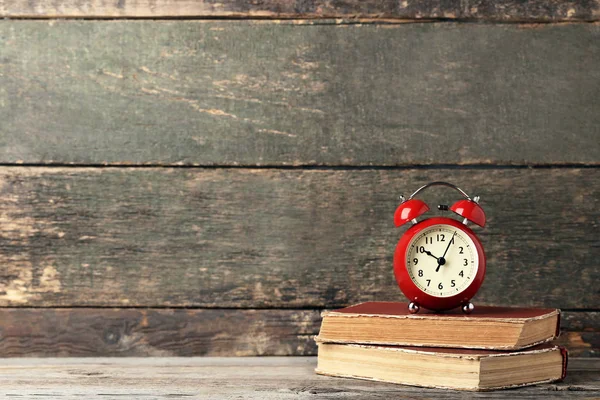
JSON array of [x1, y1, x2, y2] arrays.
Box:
[[316, 343, 567, 391], [317, 302, 560, 350]]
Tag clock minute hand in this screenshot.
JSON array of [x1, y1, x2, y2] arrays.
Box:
[[436, 232, 456, 272], [442, 232, 456, 259]]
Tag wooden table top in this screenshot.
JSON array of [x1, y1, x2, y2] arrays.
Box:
[[0, 357, 597, 399]]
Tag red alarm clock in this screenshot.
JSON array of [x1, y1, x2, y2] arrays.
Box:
[[393, 182, 486, 314]]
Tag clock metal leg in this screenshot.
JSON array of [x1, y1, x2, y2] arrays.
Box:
[[462, 302, 475, 314], [408, 302, 420, 314]]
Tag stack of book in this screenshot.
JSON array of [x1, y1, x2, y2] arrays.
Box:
[[315, 302, 567, 391]]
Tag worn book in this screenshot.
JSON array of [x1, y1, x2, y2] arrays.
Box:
[[317, 302, 560, 350], [316, 343, 567, 391]]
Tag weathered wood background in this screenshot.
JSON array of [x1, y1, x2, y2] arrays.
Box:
[[0, 1, 598, 358]]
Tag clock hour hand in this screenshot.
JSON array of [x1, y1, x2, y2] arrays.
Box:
[[423, 250, 440, 261], [435, 232, 456, 272]]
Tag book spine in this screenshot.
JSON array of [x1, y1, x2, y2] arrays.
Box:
[[559, 346, 568, 380], [555, 309, 561, 338]]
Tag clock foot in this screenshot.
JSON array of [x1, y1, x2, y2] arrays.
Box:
[[408, 302, 420, 314], [462, 302, 475, 314]]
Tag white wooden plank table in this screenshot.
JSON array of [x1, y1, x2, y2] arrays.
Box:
[[0, 357, 597, 399]]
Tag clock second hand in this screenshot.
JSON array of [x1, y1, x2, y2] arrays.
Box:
[[436, 232, 456, 272]]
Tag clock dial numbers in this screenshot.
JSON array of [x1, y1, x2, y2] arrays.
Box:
[[406, 225, 478, 298]]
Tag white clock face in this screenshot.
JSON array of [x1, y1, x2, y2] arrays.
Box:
[[406, 224, 478, 298]]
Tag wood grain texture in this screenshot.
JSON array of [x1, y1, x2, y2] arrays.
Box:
[[0, 308, 593, 357], [0, 167, 598, 309], [0, 0, 599, 21], [1, 21, 600, 166], [0, 308, 319, 357], [559, 311, 600, 357], [0, 357, 597, 398]]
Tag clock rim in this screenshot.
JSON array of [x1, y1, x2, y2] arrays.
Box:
[[394, 216, 486, 311]]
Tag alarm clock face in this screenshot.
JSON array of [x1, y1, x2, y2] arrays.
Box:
[[405, 224, 479, 298]]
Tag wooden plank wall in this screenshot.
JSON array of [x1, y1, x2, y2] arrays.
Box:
[[0, 2, 598, 357]]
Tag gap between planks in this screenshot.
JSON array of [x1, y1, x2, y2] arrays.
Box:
[[0, 306, 598, 312], [2, 17, 600, 24], [0, 164, 599, 170]]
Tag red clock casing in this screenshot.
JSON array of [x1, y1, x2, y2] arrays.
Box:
[[394, 217, 486, 311]]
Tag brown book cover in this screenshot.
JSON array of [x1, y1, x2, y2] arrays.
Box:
[[316, 342, 567, 391], [317, 301, 561, 350]]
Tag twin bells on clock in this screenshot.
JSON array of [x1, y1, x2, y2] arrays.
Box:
[[394, 182, 486, 229], [393, 182, 487, 314]]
